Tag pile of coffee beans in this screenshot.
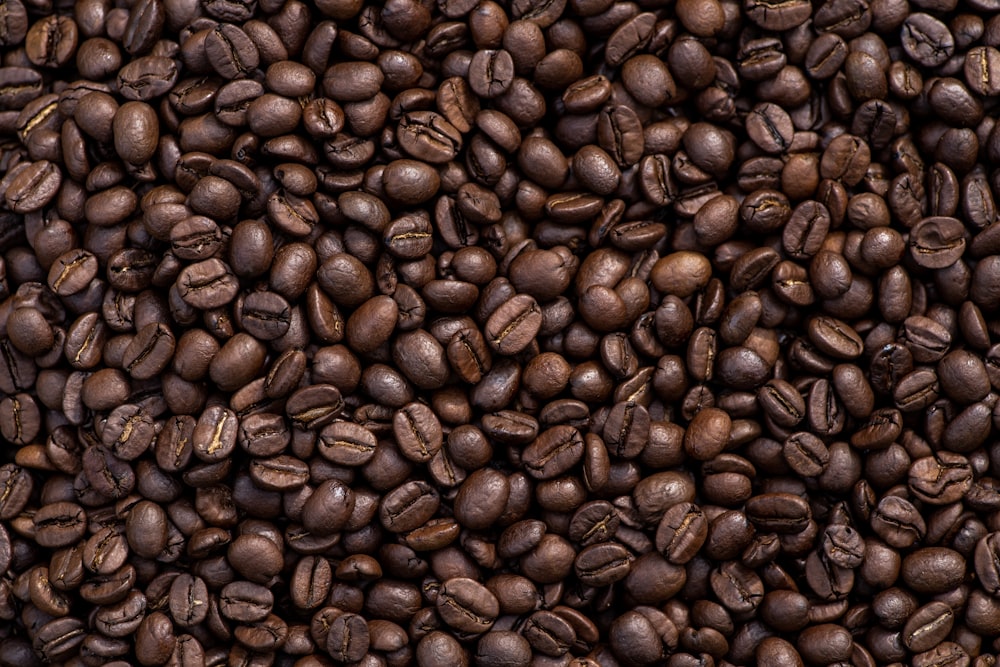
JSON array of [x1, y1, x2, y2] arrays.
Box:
[[5, 0, 1000, 664]]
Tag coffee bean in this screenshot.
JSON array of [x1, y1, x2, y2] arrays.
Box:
[[392, 401, 442, 463], [249, 454, 310, 491], [902, 13, 955, 67], [176, 258, 240, 310], [169, 574, 209, 628], [711, 561, 764, 613], [485, 293, 542, 355], [808, 316, 863, 359], [523, 425, 584, 480], [745, 493, 811, 534], [873, 496, 927, 549], [113, 101, 158, 165], [303, 478, 356, 536], [903, 601, 955, 653], [32, 617, 86, 662], [453, 468, 509, 530], [33, 502, 87, 548], [783, 432, 830, 477], [327, 612, 370, 662], [655, 502, 708, 564], [436, 577, 499, 635], [966, 46, 1000, 96], [317, 420, 377, 466], [219, 581, 274, 623], [379, 480, 439, 532]]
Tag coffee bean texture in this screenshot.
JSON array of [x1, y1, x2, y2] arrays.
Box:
[[3, 0, 1000, 665]]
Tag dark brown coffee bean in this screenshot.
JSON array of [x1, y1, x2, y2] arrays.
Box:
[[250, 455, 310, 491], [467, 49, 514, 99], [177, 259, 240, 310], [903, 601, 955, 653], [33, 502, 87, 548], [122, 322, 175, 380], [394, 111, 462, 164], [910, 216, 966, 269], [783, 432, 830, 477], [168, 574, 209, 628], [485, 293, 542, 355], [902, 13, 955, 67], [745, 493, 811, 534], [436, 577, 499, 635], [873, 497, 927, 549], [317, 420, 377, 466], [32, 617, 86, 662], [220, 581, 274, 623], [655, 502, 708, 564], [392, 402, 442, 463], [821, 524, 865, 569], [327, 612, 370, 662], [746, 0, 810, 30], [454, 468, 509, 530], [523, 425, 584, 479], [5, 159, 61, 213], [808, 316, 863, 359], [47, 250, 98, 296], [711, 561, 764, 613], [683, 407, 731, 461], [379, 480, 439, 532]]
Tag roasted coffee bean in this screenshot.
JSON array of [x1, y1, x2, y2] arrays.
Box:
[[902, 13, 955, 67], [5, 159, 61, 213], [903, 601, 955, 653], [781, 429, 833, 478], [436, 577, 499, 635], [113, 101, 158, 165], [117, 55, 178, 101], [205, 24, 259, 79], [485, 293, 542, 355], [220, 581, 274, 623], [873, 496, 927, 549], [523, 426, 584, 479], [910, 216, 966, 269], [904, 547, 965, 594], [318, 420, 377, 465], [33, 502, 87, 548], [303, 478, 356, 536], [574, 541, 632, 586], [568, 500, 619, 546], [32, 617, 86, 662], [393, 402, 443, 462], [379, 480, 439, 532], [909, 453, 973, 505], [683, 407, 731, 461], [745, 493, 811, 534], [808, 316, 863, 359], [122, 322, 175, 379], [169, 574, 209, 628], [522, 610, 576, 657], [102, 403, 155, 460], [286, 384, 344, 429], [192, 405, 239, 462], [821, 524, 865, 569], [711, 561, 764, 613], [176, 259, 240, 310], [655, 502, 708, 564], [47, 249, 98, 296], [249, 455, 310, 491], [327, 612, 370, 662]]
